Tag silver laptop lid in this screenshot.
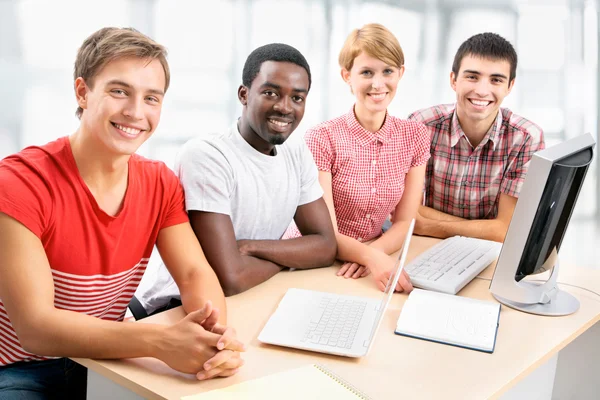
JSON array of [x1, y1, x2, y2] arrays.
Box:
[[365, 219, 415, 349]]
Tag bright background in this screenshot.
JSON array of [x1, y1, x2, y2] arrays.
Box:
[[0, 0, 598, 268]]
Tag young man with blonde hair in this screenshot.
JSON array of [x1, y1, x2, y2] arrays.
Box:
[[409, 32, 544, 242], [0, 27, 243, 398]]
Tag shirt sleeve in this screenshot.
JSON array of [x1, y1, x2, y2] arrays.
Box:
[[298, 139, 324, 206], [305, 125, 334, 173], [410, 122, 431, 168], [176, 139, 234, 215], [500, 127, 546, 197], [159, 165, 189, 230], [0, 157, 52, 238]]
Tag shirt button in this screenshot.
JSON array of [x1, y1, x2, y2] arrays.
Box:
[[366, 214, 371, 219], [372, 160, 377, 165], [357, 237, 363, 242], [371, 188, 377, 194]]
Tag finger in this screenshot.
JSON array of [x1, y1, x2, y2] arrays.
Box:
[[202, 307, 220, 330], [396, 273, 413, 293], [203, 349, 236, 371], [215, 354, 244, 370], [197, 365, 242, 380], [352, 266, 366, 279], [360, 268, 371, 277], [216, 367, 241, 378], [186, 301, 213, 324], [337, 262, 351, 276], [376, 279, 386, 292], [197, 366, 227, 381], [343, 263, 360, 279], [214, 327, 246, 351]]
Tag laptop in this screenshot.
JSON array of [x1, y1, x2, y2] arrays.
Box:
[[258, 219, 415, 358]]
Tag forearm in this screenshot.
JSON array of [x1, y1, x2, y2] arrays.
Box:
[[334, 233, 382, 267], [20, 308, 166, 359], [421, 217, 507, 242], [241, 235, 336, 270], [369, 219, 411, 255], [179, 267, 227, 323], [219, 255, 282, 296], [419, 205, 465, 222]]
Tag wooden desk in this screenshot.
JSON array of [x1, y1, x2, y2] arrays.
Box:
[[74, 236, 600, 400]]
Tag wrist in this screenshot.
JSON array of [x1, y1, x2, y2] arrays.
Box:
[[148, 324, 171, 360], [238, 240, 254, 257]]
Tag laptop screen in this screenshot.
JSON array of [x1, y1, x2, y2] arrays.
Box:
[[365, 219, 415, 346]]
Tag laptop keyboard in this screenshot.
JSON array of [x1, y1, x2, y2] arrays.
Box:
[[301, 297, 368, 349]]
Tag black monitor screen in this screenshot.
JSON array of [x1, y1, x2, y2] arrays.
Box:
[[515, 148, 593, 282]]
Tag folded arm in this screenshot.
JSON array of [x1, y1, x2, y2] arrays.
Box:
[[414, 193, 517, 242], [190, 200, 336, 297], [239, 198, 337, 269]]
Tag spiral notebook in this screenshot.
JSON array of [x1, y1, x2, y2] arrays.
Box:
[[395, 288, 501, 353], [182, 364, 371, 399]]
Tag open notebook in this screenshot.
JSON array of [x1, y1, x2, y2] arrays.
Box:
[[395, 289, 501, 353], [182, 364, 371, 400]]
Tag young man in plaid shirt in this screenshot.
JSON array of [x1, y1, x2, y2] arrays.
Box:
[[408, 32, 545, 243]]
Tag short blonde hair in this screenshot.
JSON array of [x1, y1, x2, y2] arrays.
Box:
[[74, 27, 170, 119], [338, 23, 404, 71]]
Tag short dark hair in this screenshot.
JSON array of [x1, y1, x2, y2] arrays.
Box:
[[242, 43, 311, 90], [452, 32, 517, 82]]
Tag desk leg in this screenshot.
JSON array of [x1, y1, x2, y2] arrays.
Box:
[[499, 354, 558, 400], [87, 369, 145, 400]]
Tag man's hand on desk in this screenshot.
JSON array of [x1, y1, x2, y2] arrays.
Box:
[[155, 301, 246, 380]]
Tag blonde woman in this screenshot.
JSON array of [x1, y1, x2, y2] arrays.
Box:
[[288, 23, 430, 292]]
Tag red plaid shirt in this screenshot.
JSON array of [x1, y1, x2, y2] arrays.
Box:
[[409, 104, 545, 220], [286, 107, 430, 242]]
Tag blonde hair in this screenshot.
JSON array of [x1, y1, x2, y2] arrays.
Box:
[[338, 23, 404, 71], [74, 27, 170, 119]]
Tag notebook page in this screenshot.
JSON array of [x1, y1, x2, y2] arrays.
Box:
[[182, 364, 369, 400], [395, 289, 500, 352]]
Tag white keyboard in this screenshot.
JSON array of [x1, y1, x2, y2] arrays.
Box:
[[406, 236, 502, 294]]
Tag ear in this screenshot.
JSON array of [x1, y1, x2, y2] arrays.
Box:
[[74, 77, 89, 111], [238, 85, 248, 106], [449, 71, 457, 92], [397, 65, 405, 80], [507, 78, 515, 94], [340, 68, 351, 84]]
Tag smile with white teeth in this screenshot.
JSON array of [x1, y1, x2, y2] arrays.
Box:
[[368, 93, 386, 101], [113, 123, 142, 136], [269, 119, 290, 127], [469, 99, 492, 107]]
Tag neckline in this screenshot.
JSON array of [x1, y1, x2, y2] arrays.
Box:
[[62, 137, 132, 222]]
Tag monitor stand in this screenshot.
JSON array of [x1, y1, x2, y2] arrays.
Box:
[[492, 259, 580, 316]]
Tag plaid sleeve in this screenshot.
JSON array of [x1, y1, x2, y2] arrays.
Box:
[[500, 127, 545, 197], [411, 122, 431, 168], [305, 125, 333, 173]]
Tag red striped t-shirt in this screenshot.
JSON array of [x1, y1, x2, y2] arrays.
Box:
[[0, 137, 188, 365]]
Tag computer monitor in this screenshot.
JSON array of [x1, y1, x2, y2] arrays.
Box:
[[490, 133, 596, 316]]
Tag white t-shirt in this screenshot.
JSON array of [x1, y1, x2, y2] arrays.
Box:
[[137, 121, 323, 312]]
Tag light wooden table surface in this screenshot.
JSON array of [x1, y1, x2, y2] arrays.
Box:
[[74, 236, 600, 400]]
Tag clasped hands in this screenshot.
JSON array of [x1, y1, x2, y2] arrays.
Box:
[[158, 301, 246, 381]]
